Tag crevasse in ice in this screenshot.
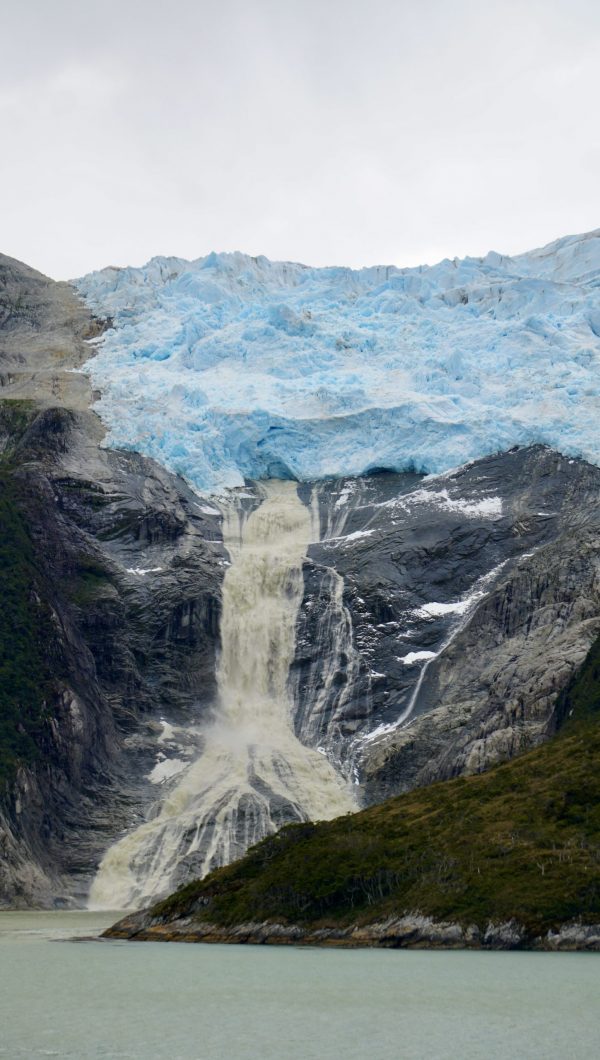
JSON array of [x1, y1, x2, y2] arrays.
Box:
[[75, 229, 600, 494]]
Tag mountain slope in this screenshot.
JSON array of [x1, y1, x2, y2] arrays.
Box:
[[106, 636, 600, 949]]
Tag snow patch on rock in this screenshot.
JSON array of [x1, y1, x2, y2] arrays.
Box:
[[400, 650, 438, 665]]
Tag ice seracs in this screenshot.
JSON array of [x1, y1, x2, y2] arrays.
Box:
[[75, 229, 600, 494]]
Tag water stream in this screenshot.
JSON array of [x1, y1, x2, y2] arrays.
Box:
[[89, 480, 355, 910]]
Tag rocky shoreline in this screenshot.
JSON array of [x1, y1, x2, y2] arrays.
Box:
[[104, 911, 600, 951]]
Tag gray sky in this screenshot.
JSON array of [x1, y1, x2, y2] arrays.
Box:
[[2, 0, 599, 279]]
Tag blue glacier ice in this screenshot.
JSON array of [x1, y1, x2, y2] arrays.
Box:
[[75, 229, 600, 494]]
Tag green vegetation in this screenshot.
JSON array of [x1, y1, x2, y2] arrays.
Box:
[[153, 636, 600, 936], [0, 469, 55, 786], [0, 399, 37, 455], [0, 401, 112, 785], [556, 633, 600, 727], [67, 556, 112, 606]]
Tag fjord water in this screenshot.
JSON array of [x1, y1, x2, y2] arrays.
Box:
[[2, 913, 599, 1060]]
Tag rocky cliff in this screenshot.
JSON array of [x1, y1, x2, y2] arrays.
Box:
[[0, 255, 224, 905], [297, 448, 600, 798]]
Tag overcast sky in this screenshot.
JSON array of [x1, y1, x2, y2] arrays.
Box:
[[2, 0, 599, 279]]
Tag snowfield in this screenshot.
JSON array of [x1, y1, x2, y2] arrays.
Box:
[[75, 229, 600, 494]]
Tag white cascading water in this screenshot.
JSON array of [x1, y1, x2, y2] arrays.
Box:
[[290, 481, 371, 760], [88, 480, 356, 910], [291, 565, 367, 755]]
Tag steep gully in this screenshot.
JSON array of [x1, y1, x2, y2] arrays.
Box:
[[2, 254, 600, 908]]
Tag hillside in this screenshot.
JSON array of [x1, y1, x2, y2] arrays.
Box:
[[106, 634, 600, 949]]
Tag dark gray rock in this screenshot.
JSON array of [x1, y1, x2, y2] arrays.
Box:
[[0, 256, 225, 906], [293, 450, 600, 801]]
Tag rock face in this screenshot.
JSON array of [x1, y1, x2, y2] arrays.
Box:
[[297, 450, 600, 801], [1, 416, 225, 904], [0, 254, 225, 905], [0, 252, 99, 412], [102, 911, 600, 952], [1, 251, 600, 908]]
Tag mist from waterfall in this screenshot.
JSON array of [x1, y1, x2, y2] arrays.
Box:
[[88, 480, 356, 910]]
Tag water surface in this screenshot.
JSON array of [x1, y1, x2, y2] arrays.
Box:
[[1, 912, 598, 1059]]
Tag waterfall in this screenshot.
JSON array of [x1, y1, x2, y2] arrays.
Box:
[[292, 566, 367, 760], [88, 480, 356, 910], [292, 480, 372, 769]]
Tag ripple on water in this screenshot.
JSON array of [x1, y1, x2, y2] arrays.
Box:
[[1, 912, 600, 1060]]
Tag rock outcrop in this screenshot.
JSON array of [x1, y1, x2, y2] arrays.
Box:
[[102, 912, 600, 951]]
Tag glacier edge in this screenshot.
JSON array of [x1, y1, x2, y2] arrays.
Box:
[[74, 228, 600, 494]]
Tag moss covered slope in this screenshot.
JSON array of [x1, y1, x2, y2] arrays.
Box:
[[141, 635, 600, 940], [0, 472, 56, 786], [0, 402, 59, 786]]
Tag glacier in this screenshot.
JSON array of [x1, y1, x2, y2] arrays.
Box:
[[75, 229, 600, 494]]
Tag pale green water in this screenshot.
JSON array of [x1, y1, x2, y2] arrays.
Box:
[[1, 913, 599, 1059]]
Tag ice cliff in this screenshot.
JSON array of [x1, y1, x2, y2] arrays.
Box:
[[75, 230, 600, 494]]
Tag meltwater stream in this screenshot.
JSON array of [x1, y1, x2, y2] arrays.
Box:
[[89, 481, 355, 910]]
